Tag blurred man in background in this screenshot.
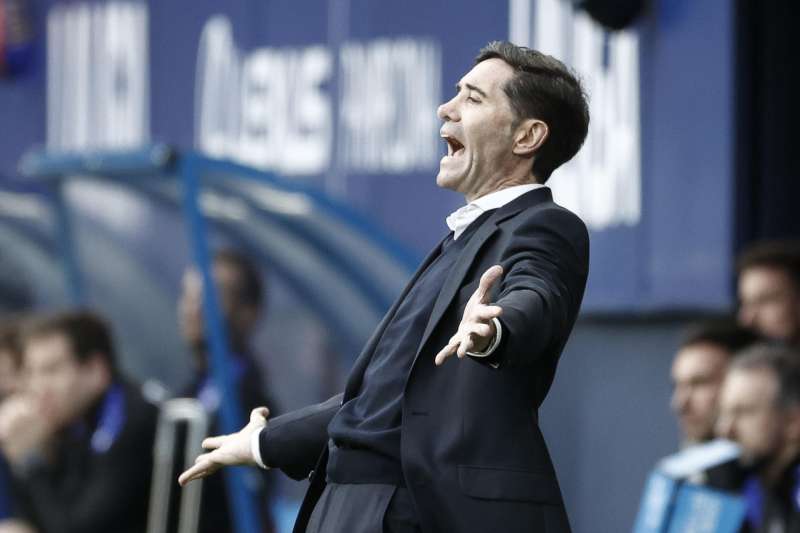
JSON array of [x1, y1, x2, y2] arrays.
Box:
[[670, 319, 760, 490], [178, 249, 276, 416], [672, 320, 760, 445], [0, 311, 158, 533], [717, 345, 800, 532], [737, 240, 800, 347], [178, 249, 276, 532]]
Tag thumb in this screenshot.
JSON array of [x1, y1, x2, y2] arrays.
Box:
[[476, 265, 503, 303], [249, 407, 270, 425]]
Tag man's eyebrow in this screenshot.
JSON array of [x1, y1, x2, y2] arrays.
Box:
[[454, 83, 488, 98]]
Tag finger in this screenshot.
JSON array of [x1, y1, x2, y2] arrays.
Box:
[[476, 265, 503, 304], [179, 459, 219, 486], [250, 407, 270, 424], [471, 305, 503, 321], [178, 463, 204, 486], [202, 435, 226, 450], [434, 342, 458, 366], [469, 323, 494, 339], [457, 336, 474, 358], [194, 451, 214, 464]]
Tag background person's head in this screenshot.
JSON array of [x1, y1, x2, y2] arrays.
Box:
[[179, 249, 265, 364], [670, 320, 761, 444], [20, 310, 117, 430], [436, 41, 589, 199], [737, 240, 800, 345], [717, 345, 800, 482]]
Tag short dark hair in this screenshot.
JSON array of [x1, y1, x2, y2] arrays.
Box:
[[475, 41, 590, 182], [730, 344, 800, 408], [736, 240, 800, 289], [680, 319, 762, 355], [214, 249, 265, 310], [21, 310, 118, 376]]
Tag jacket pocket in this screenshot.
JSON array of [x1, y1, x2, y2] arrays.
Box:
[[457, 465, 562, 504]]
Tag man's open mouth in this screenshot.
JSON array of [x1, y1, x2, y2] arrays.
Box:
[[443, 135, 465, 157]]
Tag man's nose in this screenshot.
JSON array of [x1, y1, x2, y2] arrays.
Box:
[[437, 97, 459, 122]]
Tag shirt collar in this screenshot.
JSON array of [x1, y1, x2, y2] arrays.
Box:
[[446, 184, 546, 240]]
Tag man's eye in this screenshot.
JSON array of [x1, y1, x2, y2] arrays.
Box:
[[467, 96, 480, 103]]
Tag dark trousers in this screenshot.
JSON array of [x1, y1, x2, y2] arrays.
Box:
[[305, 483, 421, 533]]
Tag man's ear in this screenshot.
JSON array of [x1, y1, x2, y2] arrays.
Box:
[[512, 119, 549, 157]]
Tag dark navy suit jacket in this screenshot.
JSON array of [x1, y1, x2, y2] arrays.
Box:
[[260, 187, 589, 533]]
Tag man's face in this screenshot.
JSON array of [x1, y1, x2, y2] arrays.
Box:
[[436, 58, 520, 201], [178, 262, 253, 352], [738, 267, 800, 343], [717, 367, 786, 466], [24, 334, 106, 429], [670, 343, 730, 443]]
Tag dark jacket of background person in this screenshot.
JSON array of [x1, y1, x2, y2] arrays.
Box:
[[11, 381, 158, 533], [740, 458, 800, 533], [258, 188, 589, 533]]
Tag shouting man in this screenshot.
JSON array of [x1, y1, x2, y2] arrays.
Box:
[[180, 41, 590, 533]]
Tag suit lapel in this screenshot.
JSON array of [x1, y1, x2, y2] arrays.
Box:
[[412, 220, 498, 365], [412, 187, 554, 365]]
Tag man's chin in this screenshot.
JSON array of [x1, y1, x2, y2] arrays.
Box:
[[435, 171, 462, 191]]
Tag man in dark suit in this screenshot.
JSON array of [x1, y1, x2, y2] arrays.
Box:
[[0, 311, 158, 533], [180, 40, 590, 533]]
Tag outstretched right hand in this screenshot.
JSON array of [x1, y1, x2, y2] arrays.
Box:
[[178, 407, 270, 486]]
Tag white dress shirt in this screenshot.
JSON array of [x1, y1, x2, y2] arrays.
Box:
[[446, 183, 545, 240]]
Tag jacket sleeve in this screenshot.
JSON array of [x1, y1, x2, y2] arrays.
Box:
[[259, 393, 342, 480], [487, 207, 589, 369]]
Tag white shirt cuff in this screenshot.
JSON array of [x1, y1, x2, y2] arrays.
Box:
[[250, 427, 267, 469], [466, 317, 502, 358]]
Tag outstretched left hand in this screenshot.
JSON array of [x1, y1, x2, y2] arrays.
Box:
[[434, 265, 504, 366], [178, 407, 270, 486]]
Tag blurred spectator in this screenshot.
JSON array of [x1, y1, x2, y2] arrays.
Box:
[[670, 319, 759, 490], [717, 345, 800, 532], [0, 311, 158, 533], [671, 320, 761, 445], [178, 249, 276, 533], [0, 319, 34, 533], [737, 240, 800, 346]]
